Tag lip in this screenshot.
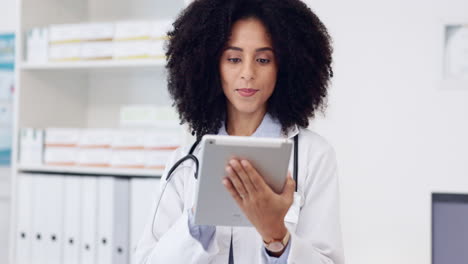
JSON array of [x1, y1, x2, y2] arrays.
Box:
[[236, 88, 259, 97]]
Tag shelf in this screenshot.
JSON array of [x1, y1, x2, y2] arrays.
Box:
[[20, 59, 166, 70], [17, 164, 164, 177]]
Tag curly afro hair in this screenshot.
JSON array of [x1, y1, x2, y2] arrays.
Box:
[[166, 0, 333, 139]]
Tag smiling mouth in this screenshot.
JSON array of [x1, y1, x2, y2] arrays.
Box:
[[236, 88, 259, 97]]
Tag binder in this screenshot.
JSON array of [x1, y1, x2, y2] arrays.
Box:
[[80, 176, 98, 264], [63, 176, 82, 264], [96, 177, 130, 264], [43, 174, 65, 264], [30, 174, 64, 264], [15, 173, 33, 264], [30, 175, 47, 264], [129, 178, 160, 264]]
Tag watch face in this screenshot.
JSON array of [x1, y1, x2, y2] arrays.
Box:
[[268, 241, 284, 253]]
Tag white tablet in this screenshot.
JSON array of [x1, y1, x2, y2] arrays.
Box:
[[193, 135, 293, 227]]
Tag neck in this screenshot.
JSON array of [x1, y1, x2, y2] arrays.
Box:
[[226, 105, 266, 136]]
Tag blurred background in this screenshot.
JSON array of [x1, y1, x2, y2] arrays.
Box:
[[0, 0, 467, 264]]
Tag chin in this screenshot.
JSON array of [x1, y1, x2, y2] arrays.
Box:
[[232, 102, 262, 115]]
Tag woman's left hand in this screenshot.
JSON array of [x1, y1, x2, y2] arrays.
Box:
[[223, 159, 295, 243]]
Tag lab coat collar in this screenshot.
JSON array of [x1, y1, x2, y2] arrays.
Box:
[[218, 113, 297, 138], [194, 113, 298, 154], [286, 124, 300, 139], [217, 113, 300, 139]]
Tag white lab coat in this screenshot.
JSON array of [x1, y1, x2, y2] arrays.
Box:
[[135, 126, 344, 264]]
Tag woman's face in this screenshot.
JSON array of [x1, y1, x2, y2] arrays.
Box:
[[219, 18, 278, 116]]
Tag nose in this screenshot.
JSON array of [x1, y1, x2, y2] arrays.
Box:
[[240, 60, 255, 80]]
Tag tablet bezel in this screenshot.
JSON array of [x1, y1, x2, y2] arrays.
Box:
[[193, 135, 293, 227]]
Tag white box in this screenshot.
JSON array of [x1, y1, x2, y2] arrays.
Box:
[[49, 24, 83, 44], [114, 21, 152, 41], [149, 40, 166, 59], [80, 23, 114, 41], [113, 40, 152, 60], [111, 130, 145, 149], [80, 41, 113, 60], [144, 150, 172, 169], [77, 148, 112, 167], [143, 130, 182, 150], [26, 27, 49, 63], [78, 129, 114, 148], [45, 128, 81, 147], [148, 20, 172, 59], [19, 128, 44, 165], [49, 23, 114, 43], [110, 150, 145, 168], [149, 20, 172, 39], [49, 43, 81, 61], [44, 147, 77, 166]]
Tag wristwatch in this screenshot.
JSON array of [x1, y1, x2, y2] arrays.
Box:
[[263, 230, 290, 253]]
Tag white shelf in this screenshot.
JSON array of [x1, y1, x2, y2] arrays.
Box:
[[17, 164, 164, 177], [11, 0, 186, 263], [20, 59, 166, 70]]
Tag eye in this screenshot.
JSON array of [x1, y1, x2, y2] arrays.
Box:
[[257, 58, 270, 64], [227, 58, 241, 63]]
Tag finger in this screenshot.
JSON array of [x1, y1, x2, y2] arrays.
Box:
[[222, 177, 243, 204], [225, 165, 248, 199], [230, 159, 256, 194], [281, 172, 296, 199], [241, 159, 269, 193]]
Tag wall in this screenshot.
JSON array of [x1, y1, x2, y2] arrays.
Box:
[[305, 0, 468, 263]]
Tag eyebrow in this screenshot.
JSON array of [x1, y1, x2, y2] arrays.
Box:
[[224, 46, 274, 52]]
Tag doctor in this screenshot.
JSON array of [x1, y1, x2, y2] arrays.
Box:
[[136, 0, 344, 263]]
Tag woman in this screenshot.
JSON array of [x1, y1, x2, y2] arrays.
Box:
[[136, 0, 344, 263]]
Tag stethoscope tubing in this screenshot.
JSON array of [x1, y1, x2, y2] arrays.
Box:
[[151, 134, 299, 239]]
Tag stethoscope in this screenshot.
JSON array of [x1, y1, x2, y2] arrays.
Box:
[[151, 134, 300, 239]]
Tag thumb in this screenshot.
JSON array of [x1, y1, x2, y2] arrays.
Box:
[[281, 172, 296, 198]]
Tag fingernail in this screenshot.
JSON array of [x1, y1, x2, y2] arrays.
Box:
[[241, 160, 248, 166], [225, 166, 230, 172]]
